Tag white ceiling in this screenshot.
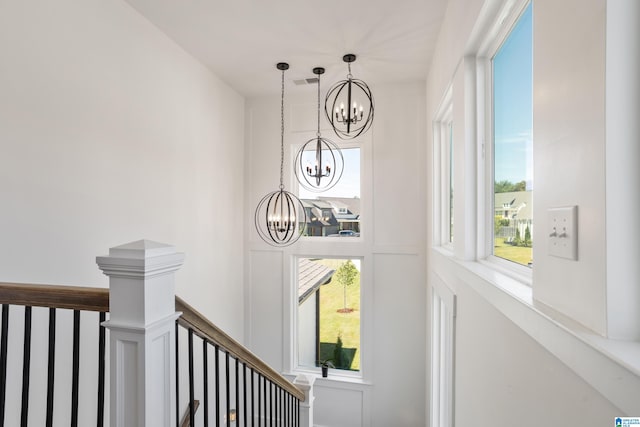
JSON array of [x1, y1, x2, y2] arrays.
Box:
[[124, 0, 448, 98]]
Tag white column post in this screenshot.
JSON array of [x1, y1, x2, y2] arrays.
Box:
[[605, 0, 640, 341], [96, 240, 184, 427], [293, 374, 315, 427]]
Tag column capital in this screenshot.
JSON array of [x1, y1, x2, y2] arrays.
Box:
[[96, 239, 184, 279], [96, 239, 184, 329]]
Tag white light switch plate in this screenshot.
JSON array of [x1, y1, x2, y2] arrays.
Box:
[[548, 206, 578, 260]]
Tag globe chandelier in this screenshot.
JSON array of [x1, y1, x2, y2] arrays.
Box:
[[294, 67, 344, 193], [254, 63, 307, 247], [325, 54, 374, 140]]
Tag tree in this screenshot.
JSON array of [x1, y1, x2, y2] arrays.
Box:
[[513, 180, 527, 192], [494, 179, 527, 193], [334, 260, 358, 312]]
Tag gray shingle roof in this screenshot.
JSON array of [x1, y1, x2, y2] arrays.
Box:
[[298, 259, 335, 304]]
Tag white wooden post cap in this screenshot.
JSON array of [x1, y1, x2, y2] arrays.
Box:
[[96, 239, 184, 327]]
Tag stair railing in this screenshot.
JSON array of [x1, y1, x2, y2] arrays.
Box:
[[0, 282, 109, 427], [0, 240, 313, 427], [176, 296, 306, 427], [95, 239, 313, 427]]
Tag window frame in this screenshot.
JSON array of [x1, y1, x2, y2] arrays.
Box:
[[433, 85, 454, 250], [293, 137, 364, 242], [286, 131, 372, 383], [477, 0, 533, 281]]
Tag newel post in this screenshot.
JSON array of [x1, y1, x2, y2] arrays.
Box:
[[293, 374, 315, 427], [96, 240, 184, 427]]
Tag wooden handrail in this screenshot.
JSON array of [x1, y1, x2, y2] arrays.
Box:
[[179, 400, 200, 427], [176, 296, 305, 401], [0, 282, 305, 402], [0, 282, 109, 312]]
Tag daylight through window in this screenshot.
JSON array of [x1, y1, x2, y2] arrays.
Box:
[[298, 147, 361, 238], [297, 258, 361, 373], [492, 2, 533, 267]]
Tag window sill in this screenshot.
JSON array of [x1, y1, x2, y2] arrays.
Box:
[[284, 369, 372, 388], [431, 248, 640, 415]]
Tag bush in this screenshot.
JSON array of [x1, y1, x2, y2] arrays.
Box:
[[494, 216, 510, 236], [524, 225, 532, 247], [515, 228, 522, 246], [333, 335, 344, 368]]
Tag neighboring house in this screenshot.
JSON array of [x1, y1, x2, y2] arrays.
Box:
[[323, 197, 360, 233], [494, 191, 533, 239], [494, 191, 532, 220], [302, 199, 339, 236], [301, 197, 360, 237]]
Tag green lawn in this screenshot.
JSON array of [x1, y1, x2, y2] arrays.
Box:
[[494, 238, 533, 266], [315, 259, 361, 371]]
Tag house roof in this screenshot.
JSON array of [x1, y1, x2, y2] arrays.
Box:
[[302, 197, 361, 217], [298, 259, 335, 304], [301, 197, 361, 226], [308, 200, 334, 209]]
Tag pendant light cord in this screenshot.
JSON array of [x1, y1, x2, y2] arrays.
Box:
[[279, 68, 285, 190], [316, 73, 321, 137]]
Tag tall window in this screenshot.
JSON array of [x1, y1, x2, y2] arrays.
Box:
[[492, 2, 533, 267], [298, 147, 361, 238], [297, 258, 361, 373]]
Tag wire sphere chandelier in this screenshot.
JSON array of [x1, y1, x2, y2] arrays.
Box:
[[295, 67, 344, 193], [255, 63, 307, 247], [325, 54, 374, 140]]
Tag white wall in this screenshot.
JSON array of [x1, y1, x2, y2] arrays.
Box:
[[0, 0, 245, 424], [245, 81, 427, 426], [0, 0, 245, 332], [426, 0, 636, 424], [532, 0, 607, 336], [432, 252, 623, 426]]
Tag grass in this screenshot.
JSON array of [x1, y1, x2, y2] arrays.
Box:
[[314, 259, 361, 371], [494, 238, 533, 266]]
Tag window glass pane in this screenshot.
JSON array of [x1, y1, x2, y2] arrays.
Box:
[[299, 147, 361, 238], [492, 2, 533, 267], [297, 258, 360, 372]]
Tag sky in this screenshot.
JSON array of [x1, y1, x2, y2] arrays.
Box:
[[493, 3, 533, 189]]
